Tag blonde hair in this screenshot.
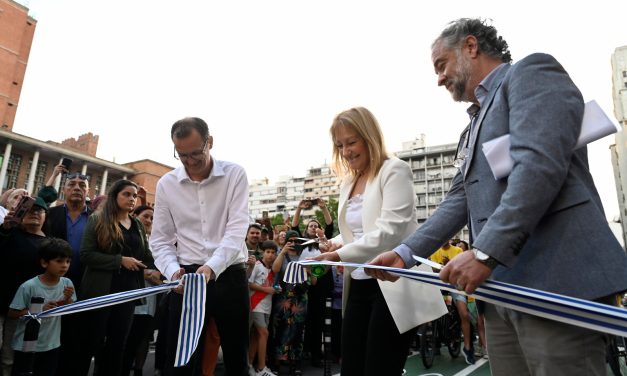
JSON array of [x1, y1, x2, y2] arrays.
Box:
[[330, 107, 388, 181]]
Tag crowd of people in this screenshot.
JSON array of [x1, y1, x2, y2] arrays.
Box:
[[2, 17, 627, 376]]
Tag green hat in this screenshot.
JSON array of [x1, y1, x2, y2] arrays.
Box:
[[33, 196, 48, 212], [285, 230, 300, 241]]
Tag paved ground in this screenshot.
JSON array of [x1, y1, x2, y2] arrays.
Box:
[[90, 344, 626, 375]]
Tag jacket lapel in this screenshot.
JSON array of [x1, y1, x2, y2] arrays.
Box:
[[463, 65, 510, 177]]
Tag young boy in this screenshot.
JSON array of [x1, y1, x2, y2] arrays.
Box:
[[248, 240, 279, 376], [8, 238, 76, 376]]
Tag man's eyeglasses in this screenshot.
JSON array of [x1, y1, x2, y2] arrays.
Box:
[[65, 173, 89, 181], [286, 238, 298, 243], [174, 140, 208, 161]]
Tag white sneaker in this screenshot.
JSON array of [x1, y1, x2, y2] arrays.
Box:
[[256, 366, 277, 376], [249, 365, 256, 376]]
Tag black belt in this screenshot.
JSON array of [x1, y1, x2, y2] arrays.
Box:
[[181, 262, 246, 274]]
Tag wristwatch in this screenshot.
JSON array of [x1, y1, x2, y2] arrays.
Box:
[[472, 248, 499, 269]]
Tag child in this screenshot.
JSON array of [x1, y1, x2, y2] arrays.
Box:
[[248, 240, 279, 376], [8, 238, 76, 376]]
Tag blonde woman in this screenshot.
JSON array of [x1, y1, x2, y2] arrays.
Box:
[[313, 107, 445, 376]]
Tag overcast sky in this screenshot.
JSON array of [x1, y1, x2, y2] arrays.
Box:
[[12, 0, 627, 219]]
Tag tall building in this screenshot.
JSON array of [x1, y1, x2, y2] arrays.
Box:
[[0, 0, 36, 132], [611, 45, 627, 246], [248, 165, 340, 222], [395, 136, 469, 240]]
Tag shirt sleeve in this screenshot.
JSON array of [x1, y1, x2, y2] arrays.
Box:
[[205, 166, 250, 279], [150, 179, 181, 280], [9, 283, 29, 310]]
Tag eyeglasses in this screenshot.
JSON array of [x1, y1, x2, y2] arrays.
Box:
[[174, 140, 208, 161], [65, 173, 89, 181], [286, 238, 298, 243]]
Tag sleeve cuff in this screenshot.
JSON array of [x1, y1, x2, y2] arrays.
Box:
[[394, 244, 416, 268]]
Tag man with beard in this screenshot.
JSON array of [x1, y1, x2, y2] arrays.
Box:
[[45, 172, 92, 376], [369, 18, 627, 375]]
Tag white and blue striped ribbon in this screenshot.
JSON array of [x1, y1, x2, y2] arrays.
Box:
[[174, 273, 207, 367], [36, 281, 179, 319], [289, 259, 627, 338], [283, 260, 307, 285], [28, 273, 207, 367]]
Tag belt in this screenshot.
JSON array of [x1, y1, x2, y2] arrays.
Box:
[[181, 262, 246, 274]]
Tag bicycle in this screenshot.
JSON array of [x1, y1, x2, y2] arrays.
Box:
[[418, 293, 462, 369]]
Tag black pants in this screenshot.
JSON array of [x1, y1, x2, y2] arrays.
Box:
[[121, 314, 155, 376], [12, 348, 59, 376], [304, 272, 331, 362], [341, 278, 413, 376], [163, 264, 249, 376], [53, 314, 80, 376], [75, 301, 136, 376]]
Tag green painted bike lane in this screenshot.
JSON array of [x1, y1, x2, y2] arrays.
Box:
[[403, 350, 491, 376]]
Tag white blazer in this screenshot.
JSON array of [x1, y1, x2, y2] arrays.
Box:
[[334, 157, 446, 333]]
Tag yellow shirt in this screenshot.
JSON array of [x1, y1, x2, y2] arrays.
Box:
[[429, 245, 463, 266], [430, 245, 475, 303]]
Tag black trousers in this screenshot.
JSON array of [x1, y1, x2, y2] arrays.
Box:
[[121, 314, 155, 375], [75, 301, 136, 376], [12, 348, 59, 376], [341, 278, 413, 376], [304, 272, 332, 362], [163, 264, 249, 376]]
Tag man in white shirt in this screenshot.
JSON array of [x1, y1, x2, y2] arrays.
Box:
[[150, 117, 250, 376]]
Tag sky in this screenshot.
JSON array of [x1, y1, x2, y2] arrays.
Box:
[[11, 0, 627, 219]]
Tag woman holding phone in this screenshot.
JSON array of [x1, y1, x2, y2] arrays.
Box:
[[75, 179, 153, 376]]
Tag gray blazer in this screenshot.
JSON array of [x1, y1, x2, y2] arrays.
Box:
[[403, 53, 627, 300]]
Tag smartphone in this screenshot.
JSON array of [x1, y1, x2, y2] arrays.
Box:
[[262, 210, 269, 219], [12, 196, 36, 223], [61, 157, 73, 170], [308, 198, 318, 207]]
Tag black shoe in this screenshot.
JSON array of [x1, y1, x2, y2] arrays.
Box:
[[462, 346, 475, 365]]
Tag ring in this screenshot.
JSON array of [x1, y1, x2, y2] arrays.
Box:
[[456, 284, 465, 291]]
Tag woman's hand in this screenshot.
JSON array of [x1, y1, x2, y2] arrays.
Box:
[[121, 256, 147, 271], [315, 228, 340, 253]]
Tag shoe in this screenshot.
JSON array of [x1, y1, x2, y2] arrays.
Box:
[[256, 366, 277, 376], [462, 346, 475, 365], [474, 346, 488, 358], [249, 365, 257, 376]]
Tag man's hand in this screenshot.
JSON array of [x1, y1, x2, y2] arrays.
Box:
[[310, 251, 340, 262], [366, 250, 406, 282], [196, 265, 215, 282], [171, 267, 185, 294], [439, 251, 492, 294]]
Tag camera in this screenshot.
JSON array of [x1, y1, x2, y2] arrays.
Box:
[[307, 198, 318, 207], [293, 243, 307, 253], [12, 196, 36, 223]]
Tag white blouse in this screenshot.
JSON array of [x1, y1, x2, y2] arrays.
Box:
[[345, 194, 370, 280]]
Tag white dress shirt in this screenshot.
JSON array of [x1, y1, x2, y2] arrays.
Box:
[[150, 159, 249, 280]]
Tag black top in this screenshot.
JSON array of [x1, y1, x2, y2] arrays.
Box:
[[0, 227, 47, 312]]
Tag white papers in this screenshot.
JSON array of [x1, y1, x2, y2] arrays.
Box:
[[482, 100, 620, 180]]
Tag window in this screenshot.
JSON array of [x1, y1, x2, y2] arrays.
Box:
[[27, 159, 48, 193], [414, 170, 425, 181], [3, 154, 22, 190]]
